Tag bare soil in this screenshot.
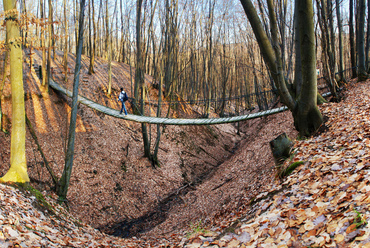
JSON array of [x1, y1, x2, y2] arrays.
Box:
[[0, 51, 297, 242]]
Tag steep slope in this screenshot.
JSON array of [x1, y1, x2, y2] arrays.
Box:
[[184, 80, 370, 247], [0, 50, 241, 239], [0, 183, 140, 247], [3, 79, 370, 247], [132, 109, 297, 240]]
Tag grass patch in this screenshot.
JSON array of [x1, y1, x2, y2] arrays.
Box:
[[279, 161, 304, 178], [353, 209, 367, 228], [186, 220, 206, 238]]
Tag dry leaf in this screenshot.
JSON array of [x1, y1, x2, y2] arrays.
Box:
[[346, 223, 357, 234], [334, 234, 345, 243]]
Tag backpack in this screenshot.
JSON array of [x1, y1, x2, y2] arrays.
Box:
[[123, 92, 128, 102], [119, 91, 128, 102]]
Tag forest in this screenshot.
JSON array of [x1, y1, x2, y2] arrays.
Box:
[[1, 0, 370, 247]]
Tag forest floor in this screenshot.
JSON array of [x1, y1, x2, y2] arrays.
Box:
[[1, 51, 370, 247]]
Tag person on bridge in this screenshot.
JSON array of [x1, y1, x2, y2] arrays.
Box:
[[118, 88, 128, 115]]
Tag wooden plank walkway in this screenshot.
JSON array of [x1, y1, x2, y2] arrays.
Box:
[[49, 80, 289, 125]]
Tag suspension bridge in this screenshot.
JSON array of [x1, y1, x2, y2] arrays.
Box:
[[49, 79, 289, 125]]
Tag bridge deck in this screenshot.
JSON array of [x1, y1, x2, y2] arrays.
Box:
[[49, 80, 288, 125]]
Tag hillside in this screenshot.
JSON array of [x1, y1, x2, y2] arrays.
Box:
[[184, 79, 370, 247], [0, 50, 243, 239], [2, 79, 369, 247], [2, 51, 370, 247]]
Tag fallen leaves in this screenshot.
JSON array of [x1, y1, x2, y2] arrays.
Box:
[[3, 80, 370, 247], [0, 183, 149, 247], [184, 80, 370, 247]]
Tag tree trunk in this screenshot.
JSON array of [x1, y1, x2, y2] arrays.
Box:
[[205, 0, 215, 118], [46, 0, 53, 91], [0, 51, 8, 133], [239, 0, 295, 111], [133, 0, 142, 113], [293, 3, 302, 98], [366, 0, 370, 71], [88, 0, 95, 74], [135, 0, 150, 158], [58, 0, 86, 201], [357, 0, 368, 81], [219, 40, 229, 117], [63, 0, 68, 82], [106, 0, 112, 96], [349, 0, 357, 78], [239, 0, 322, 136], [119, 0, 125, 63], [40, 0, 47, 87], [336, 0, 345, 82], [327, 0, 336, 81], [316, 0, 338, 99], [293, 0, 323, 136], [0, 0, 30, 183]]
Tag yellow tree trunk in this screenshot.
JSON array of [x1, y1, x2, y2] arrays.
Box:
[[0, 0, 30, 183]]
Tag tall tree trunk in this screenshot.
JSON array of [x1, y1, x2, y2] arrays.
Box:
[[316, 0, 338, 99], [88, 0, 95, 74], [40, 0, 47, 86], [63, 0, 68, 83], [74, 0, 79, 52], [152, 14, 161, 167], [219, 39, 229, 117], [336, 0, 345, 82], [357, 0, 368, 81], [293, 3, 302, 98], [58, 0, 86, 201], [106, 0, 112, 96], [366, 0, 370, 71], [239, 0, 295, 111], [46, 0, 53, 91], [133, 0, 141, 112], [135, 0, 150, 157], [293, 0, 323, 136], [20, 0, 27, 44], [239, 0, 322, 136], [0, 52, 8, 133], [152, 81, 162, 166], [349, 0, 357, 78], [267, 0, 286, 102], [0, 0, 30, 183], [205, 0, 215, 118], [119, 0, 125, 63], [327, 0, 336, 79]]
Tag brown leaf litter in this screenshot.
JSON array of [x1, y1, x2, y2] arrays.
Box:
[[184, 80, 370, 247], [2, 51, 370, 247]]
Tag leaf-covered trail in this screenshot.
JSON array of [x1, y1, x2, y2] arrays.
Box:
[[184, 80, 370, 247]]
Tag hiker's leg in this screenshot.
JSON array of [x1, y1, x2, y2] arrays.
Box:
[[123, 103, 128, 115], [120, 102, 124, 114]]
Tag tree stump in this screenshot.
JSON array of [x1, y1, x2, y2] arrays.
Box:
[[269, 133, 293, 166]]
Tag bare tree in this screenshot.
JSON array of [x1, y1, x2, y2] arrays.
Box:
[[0, 0, 30, 183], [349, 0, 357, 78], [88, 0, 96, 74], [239, 0, 322, 136], [336, 0, 345, 82], [58, 0, 86, 202], [134, 0, 150, 157], [316, 0, 338, 99], [357, 0, 368, 81], [46, 0, 53, 90], [106, 0, 112, 96]]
